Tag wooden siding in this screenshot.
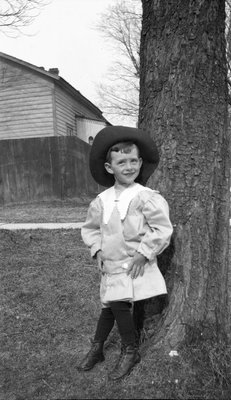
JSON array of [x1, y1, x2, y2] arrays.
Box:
[[0, 59, 55, 140], [54, 85, 105, 141], [75, 117, 106, 142]]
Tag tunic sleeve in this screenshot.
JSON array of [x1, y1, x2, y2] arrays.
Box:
[[137, 193, 173, 260], [81, 197, 102, 258]]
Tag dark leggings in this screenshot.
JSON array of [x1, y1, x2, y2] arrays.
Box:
[[94, 301, 136, 345]]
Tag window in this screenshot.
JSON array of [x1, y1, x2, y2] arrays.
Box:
[[66, 124, 74, 136], [88, 136, 94, 145]]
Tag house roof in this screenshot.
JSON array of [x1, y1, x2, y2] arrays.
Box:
[[0, 51, 110, 124]]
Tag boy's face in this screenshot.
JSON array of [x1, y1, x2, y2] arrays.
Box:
[[104, 144, 142, 187]]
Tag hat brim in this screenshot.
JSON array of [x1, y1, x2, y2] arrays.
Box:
[[89, 126, 159, 187]]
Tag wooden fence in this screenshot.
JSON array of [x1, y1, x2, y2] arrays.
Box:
[[0, 136, 100, 204]]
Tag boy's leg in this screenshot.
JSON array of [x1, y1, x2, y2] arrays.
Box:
[[109, 301, 141, 380], [132, 300, 146, 345], [110, 301, 136, 345], [94, 306, 115, 342], [78, 307, 115, 371]]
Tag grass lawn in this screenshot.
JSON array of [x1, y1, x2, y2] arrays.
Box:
[[0, 198, 91, 224], [1, 202, 231, 399]]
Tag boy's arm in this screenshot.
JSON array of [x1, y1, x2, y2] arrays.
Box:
[[137, 193, 173, 261], [81, 197, 102, 258]]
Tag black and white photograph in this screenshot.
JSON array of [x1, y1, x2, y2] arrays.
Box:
[[1, 1, 230, 399]]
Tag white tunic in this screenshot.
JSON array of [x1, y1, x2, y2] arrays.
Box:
[[81, 183, 173, 306]]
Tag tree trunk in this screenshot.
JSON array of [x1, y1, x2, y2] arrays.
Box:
[[139, 0, 230, 347]]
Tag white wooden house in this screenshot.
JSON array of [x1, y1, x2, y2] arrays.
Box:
[[0, 52, 110, 142]]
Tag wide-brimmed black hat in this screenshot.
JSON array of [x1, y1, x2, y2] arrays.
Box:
[[89, 125, 159, 187]]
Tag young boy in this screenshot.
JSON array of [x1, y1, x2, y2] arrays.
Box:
[[79, 126, 173, 381]]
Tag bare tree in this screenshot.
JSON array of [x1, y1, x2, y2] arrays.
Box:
[[139, 0, 230, 346], [97, 0, 231, 125], [95, 0, 141, 125], [0, 0, 49, 37]]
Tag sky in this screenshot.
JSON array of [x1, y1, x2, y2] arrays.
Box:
[[0, 0, 132, 125]]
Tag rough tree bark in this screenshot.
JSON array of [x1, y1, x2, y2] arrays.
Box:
[[139, 0, 230, 347]]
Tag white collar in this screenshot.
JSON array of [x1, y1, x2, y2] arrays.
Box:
[[99, 183, 152, 224]]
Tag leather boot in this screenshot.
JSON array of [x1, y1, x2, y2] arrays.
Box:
[[108, 344, 141, 381], [78, 341, 105, 371]]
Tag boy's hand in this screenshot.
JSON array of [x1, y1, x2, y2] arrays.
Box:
[[96, 250, 104, 274], [127, 252, 148, 279]]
